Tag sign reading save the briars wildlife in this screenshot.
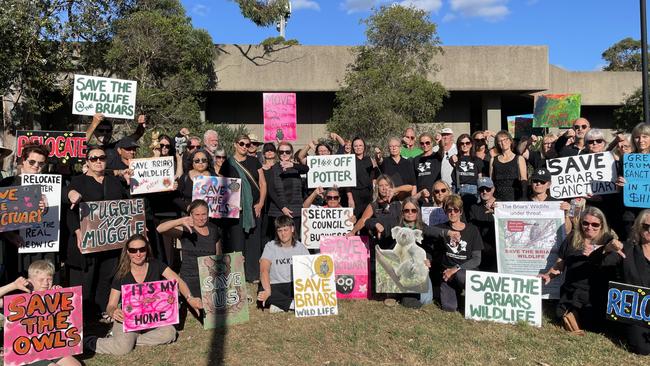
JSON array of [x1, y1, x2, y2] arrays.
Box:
[[623, 153, 650, 208], [306, 154, 356, 188], [3, 286, 83, 366], [72, 74, 137, 119], [546, 152, 617, 199], [121, 280, 179, 333], [19, 174, 61, 253], [129, 157, 175, 195], [320, 236, 370, 299], [293, 254, 338, 318], [465, 271, 542, 327], [533, 94, 581, 128], [0, 185, 43, 233], [263, 93, 297, 142], [198, 252, 249, 329], [192, 176, 242, 219], [16, 131, 87, 164], [79, 199, 146, 254], [301, 208, 354, 249], [606, 281, 650, 327]]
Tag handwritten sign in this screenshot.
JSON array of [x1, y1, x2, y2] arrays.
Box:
[[606, 281, 650, 327], [263, 92, 297, 142], [72, 74, 137, 119], [320, 236, 370, 299], [79, 199, 146, 254], [533, 94, 581, 128], [19, 174, 62, 253], [121, 280, 179, 332], [465, 271, 542, 327], [129, 157, 175, 195], [623, 153, 650, 208], [0, 185, 43, 233], [293, 254, 338, 317], [192, 176, 242, 219], [546, 152, 617, 199], [301, 208, 354, 249], [16, 131, 87, 164], [306, 154, 356, 188], [198, 252, 249, 329], [3, 286, 83, 366]]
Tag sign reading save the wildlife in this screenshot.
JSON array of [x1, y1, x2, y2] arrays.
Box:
[[79, 199, 146, 254], [72, 74, 137, 119], [0, 185, 43, 233], [320, 236, 370, 299], [533, 93, 581, 128], [16, 131, 87, 164], [121, 280, 179, 332], [301, 208, 354, 249], [198, 252, 249, 329], [623, 153, 650, 208], [306, 154, 356, 188], [129, 157, 175, 195], [263, 92, 297, 142], [606, 281, 650, 327], [546, 152, 617, 199], [465, 271, 542, 327], [3, 286, 83, 366], [19, 174, 62, 253], [192, 176, 242, 219], [292, 254, 338, 318]]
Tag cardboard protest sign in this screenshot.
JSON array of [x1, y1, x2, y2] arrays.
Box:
[[0, 185, 43, 233], [465, 271, 542, 327], [375, 244, 428, 294], [506, 114, 543, 140], [546, 152, 617, 199], [320, 236, 370, 299], [263, 93, 297, 142], [293, 254, 338, 317], [16, 131, 87, 164], [533, 94, 581, 128], [3, 286, 83, 366], [307, 154, 356, 188], [72, 74, 137, 119], [494, 201, 565, 299], [121, 280, 179, 332], [301, 208, 354, 249], [129, 156, 175, 195], [198, 252, 249, 329], [192, 176, 242, 219], [606, 281, 650, 327], [79, 199, 146, 254], [19, 174, 61, 253], [623, 154, 650, 208]]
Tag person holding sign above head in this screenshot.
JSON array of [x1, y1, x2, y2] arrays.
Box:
[[528, 168, 573, 234], [268, 142, 309, 234], [348, 137, 377, 218], [490, 130, 527, 201], [85, 234, 200, 356], [173, 149, 215, 213], [86, 113, 146, 163], [555, 117, 591, 157]]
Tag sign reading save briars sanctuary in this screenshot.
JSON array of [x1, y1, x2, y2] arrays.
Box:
[[72, 75, 137, 119]]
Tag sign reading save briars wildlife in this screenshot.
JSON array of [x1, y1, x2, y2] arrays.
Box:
[[192, 176, 242, 219], [465, 271, 542, 327], [546, 152, 617, 199], [129, 156, 175, 195], [79, 199, 146, 254], [19, 174, 62, 253], [72, 74, 137, 119], [263, 93, 297, 142], [121, 280, 179, 332], [623, 153, 650, 208], [0, 185, 43, 233], [320, 236, 370, 299], [16, 131, 87, 164], [301, 208, 354, 249], [533, 94, 581, 128], [306, 154, 356, 188], [606, 281, 650, 327], [293, 254, 338, 318]]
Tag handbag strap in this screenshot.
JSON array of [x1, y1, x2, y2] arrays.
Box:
[[233, 158, 260, 192]]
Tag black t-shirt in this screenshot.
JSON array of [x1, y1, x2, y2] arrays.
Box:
[[380, 157, 416, 186], [437, 222, 483, 268], [453, 155, 483, 186], [527, 150, 546, 171], [353, 156, 375, 191], [221, 156, 263, 203], [413, 154, 442, 191], [180, 222, 221, 296], [467, 201, 495, 251], [111, 258, 168, 291]]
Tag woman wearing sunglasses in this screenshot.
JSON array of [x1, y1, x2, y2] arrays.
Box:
[[417, 180, 451, 227], [174, 148, 215, 213], [450, 133, 483, 203], [303, 187, 345, 209], [268, 142, 309, 233], [490, 130, 527, 201]]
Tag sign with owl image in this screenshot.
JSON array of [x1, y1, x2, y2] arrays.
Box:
[[320, 236, 370, 299], [292, 254, 338, 318]]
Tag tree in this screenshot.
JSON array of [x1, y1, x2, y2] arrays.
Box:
[[327, 5, 447, 147], [614, 89, 644, 130], [602, 37, 642, 71]]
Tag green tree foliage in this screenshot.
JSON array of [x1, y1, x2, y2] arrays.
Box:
[[614, 88, 644, 130], [233, 0, 289, 27], [327, 5, 447, 147], [602, 37, 642, 71]]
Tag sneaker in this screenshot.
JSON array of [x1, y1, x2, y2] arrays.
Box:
[[269, 305, 285, 313]]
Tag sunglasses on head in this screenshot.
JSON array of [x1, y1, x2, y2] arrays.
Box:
[[326, 195, 340, 201], [581, 221, 601, 229], [479, 186, 492, 193], [573, 124, 588, 130], [446, 207, 460, 214], [127, 246, 147, 254], [193, 158, 208, 164], [238, 141, 252, 148], [26, 159, 46, 168], [433, 188, 447, 194], [587, 139, 604, 145], [88, 155, 107, 162], [402, 208, 418, 214], [279, 150, 292, 155]]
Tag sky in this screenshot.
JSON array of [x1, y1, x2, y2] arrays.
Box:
[[180, 0, 643, 71]]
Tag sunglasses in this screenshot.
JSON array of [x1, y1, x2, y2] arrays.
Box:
[[215, 155, 226, 160], [127, 246, 147, 254], [420, 141, 432, 146], [474, 138, 486, 143], [433, 188, 448, 194], [459, 141, 472, 146], [402, 208, 418, 214], [479, 187, 492, 193], [238, 141, 252, 148], [573, 125, 589, 130], [587, 139, 604, 145], [159, 144, 171, 148], [532, 179, 547, 185], [279, 150, 292, 155], [193, 158, 208, 164], [446, 207, 460, 214], [405, 136, 415, 140], [326, 196, 340, 201], [187, 145, 199, 150], [26, 159, 46, 168], [88, 155, 107, 162], [581, 221, 601, 229], [642, 223, 650, 232]]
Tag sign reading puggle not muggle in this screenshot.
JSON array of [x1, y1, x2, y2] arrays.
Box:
[[307, 154, 356, 188], [546, 152, 617, 199], [79, 199, 146, 254]]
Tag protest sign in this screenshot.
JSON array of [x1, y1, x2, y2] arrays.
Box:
[[306, 154, 356, 188], [375, 245, 428, 294], [320, 236, 370, 299], [72, 74, 137, 119], [546, 152, 617, 199], [192, 176, 242, 219], [465, 271, 542, 327], [16, 131, 87, 164], [0, 185, 43, 233], [506, 114, 543, 140], [422, 206, 446, 226], [623, 153, 650, 208], [129, 156, 175, 195], [121, 280, 179, 332], [533, 93, 581, 128], [79, 199, 146, 254], [198, 252, 249, 329], [606, 281, 650, 327], [19, 174, 61, 253], [293, 254, 338, 317], [301, 208, 354, 249], [3, 286, 83, 366], [263, 92, 297, 142], [494, 201, 565, 299]]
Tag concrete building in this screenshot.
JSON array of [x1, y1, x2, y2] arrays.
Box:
[[209, 44, 641, 145]]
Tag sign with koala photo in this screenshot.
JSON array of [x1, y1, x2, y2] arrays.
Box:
[[320, 236, 370, 299], [375, 227, 429, 293], [292, 254, 338, 318]]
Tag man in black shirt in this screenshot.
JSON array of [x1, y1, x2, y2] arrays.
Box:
[[554, 118, 590, 157], [378, 138, 416, 199], [468, 177, 497, 272]]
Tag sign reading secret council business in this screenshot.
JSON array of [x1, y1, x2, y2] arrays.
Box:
[[72, 75, 137, 119]]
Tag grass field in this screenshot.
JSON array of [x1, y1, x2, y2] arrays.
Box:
[[81, 284, 648, 366]]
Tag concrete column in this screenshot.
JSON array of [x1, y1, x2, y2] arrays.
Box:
[[481, 94, 502, 133]]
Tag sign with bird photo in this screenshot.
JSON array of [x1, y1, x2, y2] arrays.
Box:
[[375, 227, 429, 294], [292, 254, 338, 318]]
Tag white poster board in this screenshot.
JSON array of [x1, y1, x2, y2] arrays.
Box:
[[301, 208, 354, 249], [72, 75, 137, 119], [546, 152, 617, 199], [306, 154, 356, 188], [129, 157, 175, 195], [292, 254, 338, 318], [19, 174, 61, 253]]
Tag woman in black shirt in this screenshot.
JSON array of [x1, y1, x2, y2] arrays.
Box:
[[174, 149, 215, 213], [268, 142, 309, 234], [347, 137, 377, 218]]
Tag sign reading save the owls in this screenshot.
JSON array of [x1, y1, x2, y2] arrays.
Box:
[[292, 254, 338, 318]]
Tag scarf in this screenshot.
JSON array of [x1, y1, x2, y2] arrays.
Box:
[[229, 157, 255, 233]]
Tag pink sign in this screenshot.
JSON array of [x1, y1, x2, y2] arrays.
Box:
[[263, 92, 297, 141], [3, 286, 83, 366], [121, 280, 179, 333], [320, 236, 371, 299]]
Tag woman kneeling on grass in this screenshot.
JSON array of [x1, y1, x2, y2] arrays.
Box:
[[257, 215, 309, 313], [85, 234, 202, 355]]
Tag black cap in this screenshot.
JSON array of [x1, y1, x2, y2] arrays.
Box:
[[532, 168, 551, 182], [116, 137, 139, 149]]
